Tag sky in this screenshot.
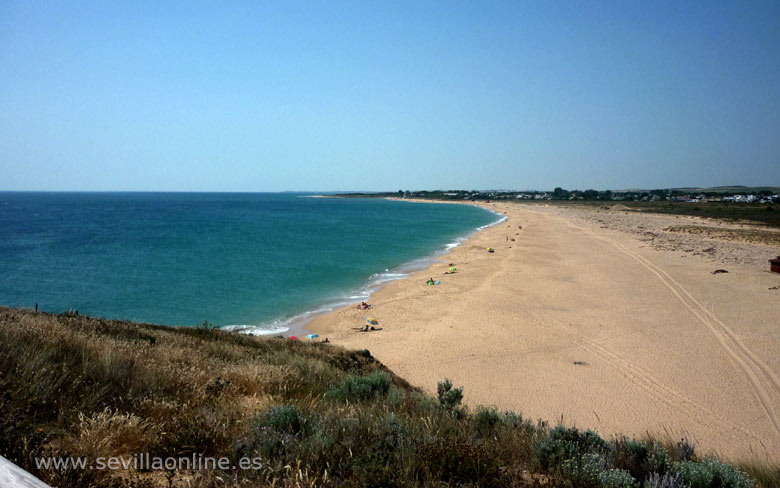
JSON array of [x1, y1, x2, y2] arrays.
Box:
[[1, 1, 779, 192]]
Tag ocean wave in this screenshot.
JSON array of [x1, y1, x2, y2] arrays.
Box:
[[220, 324, 290, 336], [229, 205, 505, 337]]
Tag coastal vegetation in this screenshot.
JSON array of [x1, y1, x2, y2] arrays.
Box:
[[665, 225, 780, 247], [335, 191, 780, 228], [1, 307, 777, 487]]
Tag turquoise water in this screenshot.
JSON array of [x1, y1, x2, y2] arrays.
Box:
[[0, 193, 499, 333]]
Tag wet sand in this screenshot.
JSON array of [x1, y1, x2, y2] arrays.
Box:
[[308, 200, 780, 461]]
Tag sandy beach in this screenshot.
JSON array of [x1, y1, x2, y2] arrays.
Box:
[[308, 200, 780, 461]]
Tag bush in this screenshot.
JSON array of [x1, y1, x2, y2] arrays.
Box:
[[472, 407, 535, 439], [598, 468, 637, 488], [610, 437, 670, 480], [560, 452, 607, 487], [533, 426, 607, 471], [674, 459, 755, 488], [264, 405, 311, 435], [645, 472, 687, 488], [473, 406, 502, 435], [646, 443, 673, 476], [325, 370, 392, 402], [437, 378, 463, 411], [233, 406, 313, 461]]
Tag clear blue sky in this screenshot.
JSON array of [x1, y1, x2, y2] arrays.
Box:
[[1, 1, 778, 191]]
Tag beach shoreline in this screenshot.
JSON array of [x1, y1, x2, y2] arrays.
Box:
[[308, 199, 780, 461], [263, 198, 506, 339]]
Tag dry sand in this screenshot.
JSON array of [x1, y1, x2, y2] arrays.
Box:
[[308, 200, 780, 461]]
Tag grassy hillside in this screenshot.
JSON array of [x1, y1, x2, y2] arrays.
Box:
[[0, 307, 775, 487]]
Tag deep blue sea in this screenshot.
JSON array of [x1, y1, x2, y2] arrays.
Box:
[[0, 193, 499, 334]]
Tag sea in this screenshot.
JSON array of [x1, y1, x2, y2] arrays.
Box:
[[0, 192, 501, 334]]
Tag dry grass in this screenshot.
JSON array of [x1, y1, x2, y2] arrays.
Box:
[[665, 225, 780, 246], [1, 307, 775, 487]]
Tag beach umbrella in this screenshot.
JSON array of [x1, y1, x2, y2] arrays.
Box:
[[306, 333, 319, 339], [288, 336, 298, 340], [366, 317, 378, 325]]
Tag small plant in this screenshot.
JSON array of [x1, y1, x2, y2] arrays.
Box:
[[674, 438, 696, 462], [560, 451, 607, 487], [533, 425, 607, 471], [645, 472, 687, 488], [325, 370, 392, 402], [437, 378, 463, 411], [263, 405, 311, 435], [646, 443, 672, 475], [234, 406, 313, 460], [610, 436, 663, 480], [674, 459, 755, 488], [472, 406, 502, 434], [597, 468, 637, 488]]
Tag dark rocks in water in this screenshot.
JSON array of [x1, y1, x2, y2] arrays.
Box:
[[712, 269, 729, 274]]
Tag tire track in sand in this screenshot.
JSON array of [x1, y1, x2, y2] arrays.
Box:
[[573, 336, 762, 443], [570, 222, 780, 435]]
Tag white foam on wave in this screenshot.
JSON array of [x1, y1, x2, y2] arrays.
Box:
[[221, 323, 290, 336], [227, 205, 506, 337]]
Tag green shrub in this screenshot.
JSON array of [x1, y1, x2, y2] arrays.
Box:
[[473, 406, 502, 434], [325, 370, 392, 402], [533, 426, 607, 471], [598, 468, 637, 488], [472, 407, 535, 439], [437, 378, 463, 411], [646, 443, 673, 476], [234, 406, 313, 460], [386, 387, 404, 409], [533, 435, 578, 471], [264, 405, 310, 435], [674, 459, 755, 488], [403, 391, 441, 416], [560, 452, 607, 487], [500, 411, 533, 429], [609, 436, 668, 480]]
